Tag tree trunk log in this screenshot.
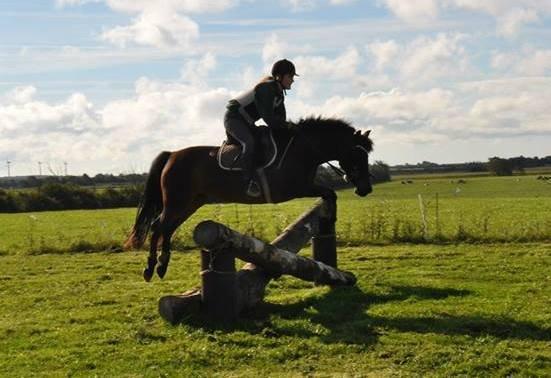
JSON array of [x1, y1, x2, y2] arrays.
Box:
[[158, 199, 342, 323], [194, 221, 355, 286]]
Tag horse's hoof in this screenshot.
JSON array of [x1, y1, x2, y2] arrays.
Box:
[[143, 268, 153, 282], [157, 265, 167, 279]]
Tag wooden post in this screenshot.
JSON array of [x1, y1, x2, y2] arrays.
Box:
[[312, 216, 337, 268], [200, 249, 238, 322]]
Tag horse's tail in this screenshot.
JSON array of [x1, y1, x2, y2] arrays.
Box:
[[124, 151, 171, 250]]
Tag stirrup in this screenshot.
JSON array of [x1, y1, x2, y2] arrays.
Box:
[[246, 180, 261, 197]]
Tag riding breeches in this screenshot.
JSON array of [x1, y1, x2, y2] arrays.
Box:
[[224, 112, 256, 177]]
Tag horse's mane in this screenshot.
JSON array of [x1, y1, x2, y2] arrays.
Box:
[[295, 116, 355, 134], [294, 116, 373, 151]]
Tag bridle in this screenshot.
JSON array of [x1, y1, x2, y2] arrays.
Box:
[[341, 145, 371, 183]]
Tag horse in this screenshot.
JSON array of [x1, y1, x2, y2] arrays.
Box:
[[124, 116, 374, 281]]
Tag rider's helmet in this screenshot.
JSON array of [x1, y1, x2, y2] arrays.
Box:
[[271, 59, 299, 78]]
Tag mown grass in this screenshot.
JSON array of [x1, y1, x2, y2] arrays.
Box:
[[0, 244, 549, 376], [0, 175, 549, 255], [1, 174, 550, 376]]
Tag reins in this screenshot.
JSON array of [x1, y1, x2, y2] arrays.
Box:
[[326, 161, 347, 180]]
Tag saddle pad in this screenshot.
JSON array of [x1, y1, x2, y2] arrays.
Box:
[[217, 132, 278, 171]]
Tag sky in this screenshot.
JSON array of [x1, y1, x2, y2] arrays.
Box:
[[1, 0, 551, 176]]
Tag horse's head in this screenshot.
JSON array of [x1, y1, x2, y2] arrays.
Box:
[[294, 116, 374, 196], [339, 129, 373, 197]]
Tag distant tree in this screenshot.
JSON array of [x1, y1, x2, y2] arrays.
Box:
[[487, 157, 513, 176], [419, 161, 438, 167], [370, 161, 391, 183], [464, 162, 487, 172], [0, 189, 18, 212]]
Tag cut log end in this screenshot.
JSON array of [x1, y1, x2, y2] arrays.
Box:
[[158, 290, 202, 325], [193, 220, 223, 249]]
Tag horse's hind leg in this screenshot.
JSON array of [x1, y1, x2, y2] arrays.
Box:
[[155, 216, 180, 279], [143, 217, 161, 282], [156, 204, 200, 279]]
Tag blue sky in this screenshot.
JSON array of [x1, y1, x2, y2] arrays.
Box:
[[1, 0, 551, 176]]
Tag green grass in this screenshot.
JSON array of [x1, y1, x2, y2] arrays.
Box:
[[1, 175, 549, 255], [0, 244, 549, 376], [0, 173, 550, 376]]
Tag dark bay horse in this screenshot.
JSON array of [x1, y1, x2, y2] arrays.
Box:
[[124, 116, 374, 281]]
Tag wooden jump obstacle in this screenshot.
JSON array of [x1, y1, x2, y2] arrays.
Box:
[[158, 198, 356, 324]]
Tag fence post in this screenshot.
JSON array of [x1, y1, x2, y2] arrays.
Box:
[[200, 249, 238, 322], [312, 201, 337, 268]]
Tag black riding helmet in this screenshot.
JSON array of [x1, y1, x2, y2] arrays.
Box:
[[271, 59, 299, 78]]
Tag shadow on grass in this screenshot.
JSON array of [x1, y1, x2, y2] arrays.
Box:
[[177, 284, 550, 346], [256, 285, 551, 345]]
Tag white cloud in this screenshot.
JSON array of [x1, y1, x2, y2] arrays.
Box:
[[55, 0, 101, 6], [180, 53, 217, 85], [101, 8, 199, 48], [380, 0, 440, 24], [400, 33, 469, 82], [325, 88, 453, 121], [449, 0, 551, 36], [239, 66, 260, 89], [517, 49, 551, 75], [0, 78, 235, 175], [262, 34, 289, 64], [282, 0, 355, 12], [283, 0, 318, 12], [367, 40, 399, 71], [365, 34, 471, 86], [491, 51, 516, 71], [490, 48, 551, 76], [379, 0, 551, 36], [60, 0, 239, 48], [497, 8, 539, 37], [329, 0, 356, 5], [3, 74, 551, 175], [294, 46, 361, 79], [60, 0, 239, 13], [5, 86, 37, 104], [0, 90, 106, 173]]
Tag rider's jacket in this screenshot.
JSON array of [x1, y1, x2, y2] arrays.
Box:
[[226, 80, 286, 129]]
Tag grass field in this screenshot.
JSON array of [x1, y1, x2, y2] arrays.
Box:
[[1, 174, 549, 255], [1, 174, 550, 376], [1, 244, 549, 376]]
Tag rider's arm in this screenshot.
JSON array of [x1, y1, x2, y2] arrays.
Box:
[[254, 82, 286, 129]]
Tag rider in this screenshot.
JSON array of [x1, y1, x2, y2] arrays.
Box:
[[224, 59, 298, 197]]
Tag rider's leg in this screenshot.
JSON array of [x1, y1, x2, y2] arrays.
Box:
[[224, 114, 260, 196]]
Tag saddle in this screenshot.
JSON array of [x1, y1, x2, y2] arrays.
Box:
[[218, 126, 286, 171]]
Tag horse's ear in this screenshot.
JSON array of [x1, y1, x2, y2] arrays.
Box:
[[363, 130, 371, 137], [355, 130, 361, 136]]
